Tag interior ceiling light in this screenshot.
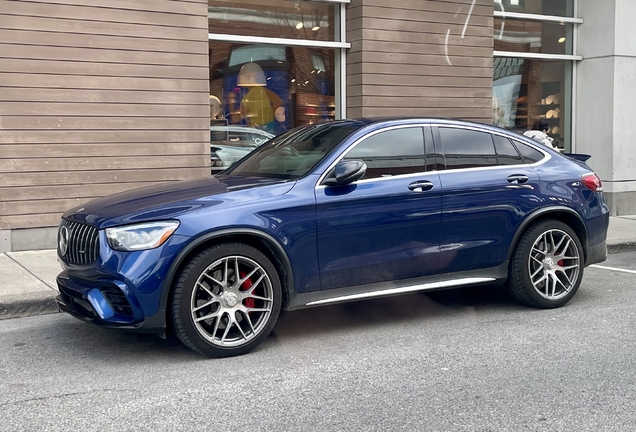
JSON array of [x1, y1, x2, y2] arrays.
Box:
[[236, 62, 267, 87], [296, 22, 304, 29], [558, 37, 566, 43], [312, 26, 320, 31]]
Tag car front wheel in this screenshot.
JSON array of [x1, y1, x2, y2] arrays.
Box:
[[171, 243, 282, 357], [507, 220, 584, 309]]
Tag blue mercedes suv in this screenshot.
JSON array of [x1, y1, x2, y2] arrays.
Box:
[[56, 118, 609, 357]]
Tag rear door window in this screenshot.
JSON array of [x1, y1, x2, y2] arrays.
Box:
[[438, 127, 498, 169]]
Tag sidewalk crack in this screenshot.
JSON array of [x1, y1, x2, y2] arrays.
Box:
[[5, 254, 57, 291]]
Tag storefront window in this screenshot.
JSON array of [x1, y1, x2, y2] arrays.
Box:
[[493, 58, 571, 151], [209, 0, 336, 42], [209, 41, 336, 135], [208, 0, 343, 171], [494, 0, 574, 17], [494, 19, 573, 55], [493, 0, 577, 152]]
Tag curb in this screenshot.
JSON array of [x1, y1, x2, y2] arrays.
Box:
[[0, 297, 59, 321], [608, 242, 636, 254]]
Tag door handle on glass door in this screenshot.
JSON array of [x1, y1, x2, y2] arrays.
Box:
[[408, 180, 434, 192]]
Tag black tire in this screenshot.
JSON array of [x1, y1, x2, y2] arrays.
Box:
[[171, 243, 282, 357], [506, 220, 584, 309]]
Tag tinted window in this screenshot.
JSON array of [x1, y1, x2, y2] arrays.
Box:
[[226, 123, 360, 179], [493, 135, 524, 165], [514, 140, 546, 164], [344, 128, 425, 179], [439, 128, 498, 169]]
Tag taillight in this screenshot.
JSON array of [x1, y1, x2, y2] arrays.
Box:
[[581, 173, 602, 192]]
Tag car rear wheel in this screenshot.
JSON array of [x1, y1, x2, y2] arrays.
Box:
[[171, 243, 282, 357], [507, 220, 584, 308]]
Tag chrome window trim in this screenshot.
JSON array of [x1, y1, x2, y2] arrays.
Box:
[[314, 124, 431, 189], [303, 0, 350, 3], [208, 33, 350, 49], [494, 11, 582, 24], [493, 51, 582, 61]]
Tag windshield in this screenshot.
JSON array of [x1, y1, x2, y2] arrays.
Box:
[[224, 122, 361, 179]]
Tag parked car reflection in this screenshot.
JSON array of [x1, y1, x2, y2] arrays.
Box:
[[210, 125, 275, 172]]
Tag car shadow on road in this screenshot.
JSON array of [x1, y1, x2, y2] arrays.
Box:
[[268, 283, 521, 342], [48, 284, 520, 361]]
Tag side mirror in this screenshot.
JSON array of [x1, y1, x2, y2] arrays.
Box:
[[323, 159, 367, 186]]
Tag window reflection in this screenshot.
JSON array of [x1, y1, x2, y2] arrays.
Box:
[[209, 0, 336, 41], [209, 41, 336, 170], [494, 19, 572, 55], [492, 58, 570, 151], [494, 0, 574, 17], [344, 128, 426, 178]]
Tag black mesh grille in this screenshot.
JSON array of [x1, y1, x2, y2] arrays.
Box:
[[101, 286, 134, 317], [57, 284, 97, 318], [58, 219, 99, 264]]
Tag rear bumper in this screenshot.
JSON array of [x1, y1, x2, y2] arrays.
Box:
[[585, 239, 607, 266]]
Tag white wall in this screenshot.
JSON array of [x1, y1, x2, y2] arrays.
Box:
[[577, 0, 636, 213], [612, 0, 636, 193]]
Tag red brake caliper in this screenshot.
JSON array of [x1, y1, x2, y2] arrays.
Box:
[[239, 271, 255, 309], [558, 260, 564, 266]]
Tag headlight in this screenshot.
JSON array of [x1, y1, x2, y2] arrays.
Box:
[[105, 221, 180, 251]]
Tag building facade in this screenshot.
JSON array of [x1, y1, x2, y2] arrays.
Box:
[[0, 0, 633, 252]]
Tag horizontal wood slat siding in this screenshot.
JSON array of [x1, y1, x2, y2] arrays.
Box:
[[3, 168, 212, 188], [0, 0, 209, 230], [0, 29, 208, 54], [0, 73, 209, 92], [346, 0, 493, 121]]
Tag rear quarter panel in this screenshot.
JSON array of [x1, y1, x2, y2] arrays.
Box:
[[531, 154, 609, 248]]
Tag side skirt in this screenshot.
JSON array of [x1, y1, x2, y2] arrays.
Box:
[[284, 262, 509, 311]]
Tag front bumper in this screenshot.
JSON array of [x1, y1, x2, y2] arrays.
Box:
[[56, 272, 146, 330]]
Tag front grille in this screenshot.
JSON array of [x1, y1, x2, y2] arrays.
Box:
[[58, 219, 99, 264]]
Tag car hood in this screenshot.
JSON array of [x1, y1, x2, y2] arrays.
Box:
[[63, 175, 294, 229]]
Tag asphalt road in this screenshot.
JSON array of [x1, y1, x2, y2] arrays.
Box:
[[2, 252, 636, 432]]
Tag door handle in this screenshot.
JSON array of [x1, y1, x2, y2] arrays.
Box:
[[408, 180, 434, 192], [507, 174, 529, 184]]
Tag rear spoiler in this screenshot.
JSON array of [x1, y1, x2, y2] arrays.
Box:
[[563, 153, 592, 163]]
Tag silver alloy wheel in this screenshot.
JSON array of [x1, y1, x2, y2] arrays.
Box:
[[528, 229, 581, 300], [190, 255, 273, 348]]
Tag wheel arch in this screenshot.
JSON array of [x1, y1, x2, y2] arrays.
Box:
[[507, 206, 589, 263], [160, 229, 294, 323]]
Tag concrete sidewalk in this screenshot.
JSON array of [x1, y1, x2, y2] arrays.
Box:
[[0, 250, 60, 319], [2, 216, 636, 320]]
